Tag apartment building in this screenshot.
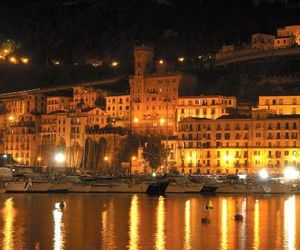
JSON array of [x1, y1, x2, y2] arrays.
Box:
[[163, 111, 300, 175]]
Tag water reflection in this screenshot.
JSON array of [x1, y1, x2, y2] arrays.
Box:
[[284, 196, 296, 250], [254, 199, 259, 250], [2, 198, 15, 250], [240, 198, 247, 249], [155, 196, 165, 250], [221, 199, 228, 250], [129, 195, 139, 250], [53, 204, 65, 250], [184, 200, 191, 250], [101, 201, 115, 249]]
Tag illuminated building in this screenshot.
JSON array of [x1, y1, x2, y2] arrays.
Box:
[[0, 91, 46, 121], [72, 86, 106, 109], [4, 113, 40, 165], [105, 95, 130, 126], [129, 45, 197, 135], [46, 96, 72, 113], [176, 95, 236, 121], [252, 33, 275, 50], [164, 110, 300, 174], [254, 95, 300, 115], [275, 25, 300, 48]]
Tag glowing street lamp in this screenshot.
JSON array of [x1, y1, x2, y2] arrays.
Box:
[[159, 118, 165, 125], [104, 156, 109, 162], [284, 166, 299, 180], [54, 153, 65, 164], [133, 117, 139, 123], [178, 57, 185, 62], [111, 61, 119, 67], [8, 115, 14, 121], [9, 56, 17, 64], [21, 57, 29, 64], [158, 59, 164, 64], [259, 168, 269, 180]]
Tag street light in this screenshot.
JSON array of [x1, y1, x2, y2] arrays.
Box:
[[284, 166, 299, 180], [130, 156, 136, 175], [259, 168, 269, 180], [159, 118, 165, 125], [8, 115, 14, 121], [54, 153, 65, 164]]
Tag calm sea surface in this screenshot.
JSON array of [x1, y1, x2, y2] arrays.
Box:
[[0, 193, 298, 250]]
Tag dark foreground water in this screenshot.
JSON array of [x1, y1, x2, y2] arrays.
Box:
[[0, 193, 299, 250]]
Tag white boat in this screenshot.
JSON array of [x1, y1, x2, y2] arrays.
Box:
[[27, 182, 52, 192], [108, 182, 148, 193], [6, 181, 31, 192], [166, 182, 203, 193], [48, 181, 72, 192], [69, 183, 92, 193], [216, 183, 247, 194], [90, 183, 111, 192]]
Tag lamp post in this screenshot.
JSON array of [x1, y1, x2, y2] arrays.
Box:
[[130, 156, 136, 175], [103, 156, 109, 173], [54, 153, 66, 173]]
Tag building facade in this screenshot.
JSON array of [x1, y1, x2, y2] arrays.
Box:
[[254, 95, 300, 115], [252, 33, 275, 50], [176, 95, 236, 122], [129, 45, 197, 135], [164, 112, 300, 175]]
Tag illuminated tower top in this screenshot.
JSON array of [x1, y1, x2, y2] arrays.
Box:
[[134, 45, 154, 76]]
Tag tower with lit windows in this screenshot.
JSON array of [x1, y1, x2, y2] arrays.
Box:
[[134, 45, 154, 76]]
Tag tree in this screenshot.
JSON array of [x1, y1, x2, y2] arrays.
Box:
[[142, 136, 169, 171]]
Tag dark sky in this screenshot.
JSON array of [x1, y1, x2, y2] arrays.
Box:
[[0, 0, 299, 65], [0, 0, 299, 93]]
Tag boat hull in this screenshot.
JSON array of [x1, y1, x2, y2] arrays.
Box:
[[146, 181, 169, 195], [6, 181, 30, 192], [48, 182, 72, 193], [27, 182, 52, 192]]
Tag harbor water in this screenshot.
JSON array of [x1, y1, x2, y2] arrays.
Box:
[[0, 193, 299, 249]]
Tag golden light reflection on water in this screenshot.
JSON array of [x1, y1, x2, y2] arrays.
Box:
[[129, 195, 139, 250], [155, 196, 165, 250], [53, 205, 65, 250], [101, 202, 115, 249], [284, 196, 296, 250], [221, 199, 228, 250], [240, 198, 247, 249], [184, 200, 191, 250], [254, 199, 260, 250], [2, 198, 15, 250]]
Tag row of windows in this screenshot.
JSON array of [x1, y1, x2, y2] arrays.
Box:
[[264, 98, 297, 105], [179, 99, 233, 106], [180, 108, 225, 115], [107, 97, 129, 104], [107, 106, 129, 111], [180, 122, 298, 131]]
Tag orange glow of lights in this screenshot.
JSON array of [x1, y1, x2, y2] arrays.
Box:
[[129, 195, 139, 250], [178, 57, 185, 62], [21, 57, 29, 64], [158, 59, 164, 64], [9, 56, 17, 64], [111, 61, 119, 67]]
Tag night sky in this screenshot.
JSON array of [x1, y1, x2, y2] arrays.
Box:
[[0, 0, 299, 93]]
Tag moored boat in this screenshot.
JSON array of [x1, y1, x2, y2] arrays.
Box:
[[6, 181, 31, 192], [26, 182, 52, 192], [48, 181, 72, 193], [146, 180, 169, 195]]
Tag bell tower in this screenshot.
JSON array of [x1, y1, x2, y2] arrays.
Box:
[[134, 45, 154, 76]]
